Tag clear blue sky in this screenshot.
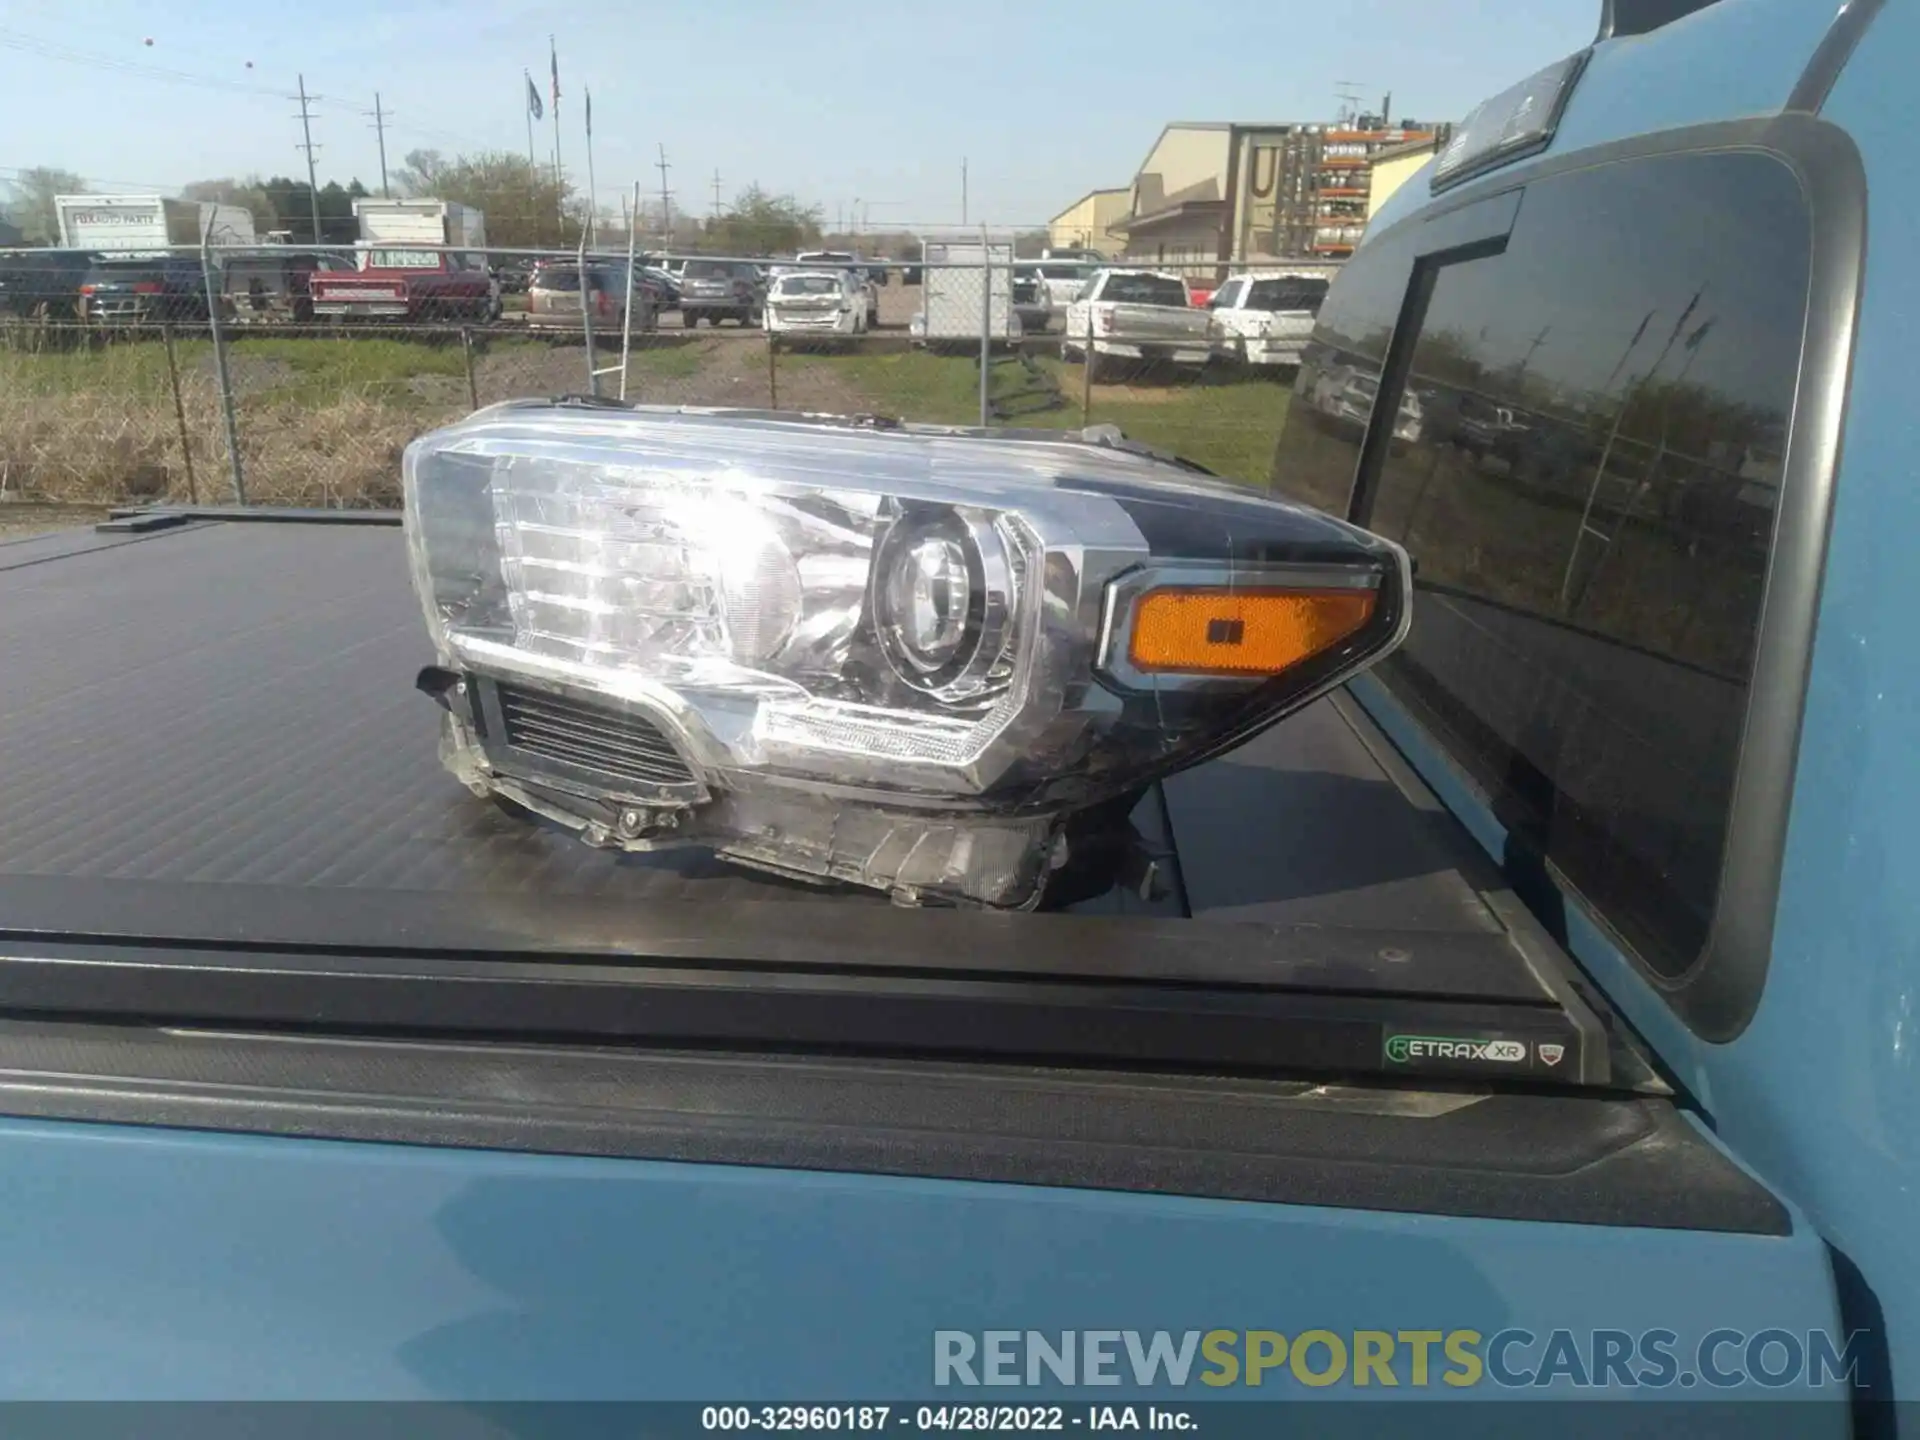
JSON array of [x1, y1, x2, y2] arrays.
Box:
[[0, 0, 1596, 228]]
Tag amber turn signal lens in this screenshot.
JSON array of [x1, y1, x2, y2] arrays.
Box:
[[1127, 588, 1376, 676]]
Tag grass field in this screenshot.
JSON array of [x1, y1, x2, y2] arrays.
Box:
[[794, 348, 1292, 488], [0, 327, 1292, 508]]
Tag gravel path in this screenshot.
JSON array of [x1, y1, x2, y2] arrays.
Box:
[[472, 331, 880, 417]]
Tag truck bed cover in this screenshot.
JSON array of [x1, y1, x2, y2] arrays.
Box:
[[0, 511, 1815, 1238], [0, 513, 1650, 1090]]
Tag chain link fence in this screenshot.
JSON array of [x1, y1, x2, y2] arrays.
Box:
[[0, 240, 1323, 514]]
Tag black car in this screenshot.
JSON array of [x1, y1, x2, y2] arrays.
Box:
[[78, 255, 211, 325], [0, 248, 98, 321]]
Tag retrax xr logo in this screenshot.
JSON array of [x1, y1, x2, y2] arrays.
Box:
[[1385, 1034, 1528, 1064]]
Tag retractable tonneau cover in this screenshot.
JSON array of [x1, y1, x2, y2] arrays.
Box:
[[0, 508, 1644, 1090]]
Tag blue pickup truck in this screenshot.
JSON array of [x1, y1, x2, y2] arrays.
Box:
[[0, 0, 1908, 1435]]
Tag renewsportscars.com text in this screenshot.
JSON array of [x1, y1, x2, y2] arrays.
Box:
[[932, 1329, 1868, 1390]]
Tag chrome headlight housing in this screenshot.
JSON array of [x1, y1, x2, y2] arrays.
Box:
[[405, 402, 1411, 907]]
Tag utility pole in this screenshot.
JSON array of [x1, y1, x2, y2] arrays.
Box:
[[369, 92, 391, 198], [1517, 324, 1552, 379], [655, 144, 673, 244], [961, 157, 968, 225], [711, 169, 722, 221], [294, 74, 323, 243]]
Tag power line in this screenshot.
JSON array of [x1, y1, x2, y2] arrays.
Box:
[[0, 22, 471, 185], [0, 24, 292, 98]]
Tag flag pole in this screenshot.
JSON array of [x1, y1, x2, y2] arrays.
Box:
[[524, 71, 537, 171], [550, 36, 565, 235], [584, 87, 598, 248]]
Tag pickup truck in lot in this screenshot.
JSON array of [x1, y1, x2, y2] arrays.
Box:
[[1208, 270, 1332, 367], [308, 200, 500, 324], [0, 0, 1911, 1429], [1061, 268, 1212, 381], [308, 246, 499, 324]]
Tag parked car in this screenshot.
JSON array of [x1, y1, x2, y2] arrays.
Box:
[[1305, 361, 1424, 446], [764, 269, 869, 349], [76, 255, 211, 325], [1208, 270, 1332, 367], [679, 259, 764, 327], [1011, 265, 1054, 333], [525, 261, 660, 335], [637, 266, 681, 309], [491, 257, 538, 295], [1060, 268, 1211, 381], [0, 248, 99, 323], [1032, 260, 1095, 310], [221, 249, 360, 325]]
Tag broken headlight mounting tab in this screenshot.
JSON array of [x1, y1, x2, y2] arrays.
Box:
[[403, 401, 1412, 908]]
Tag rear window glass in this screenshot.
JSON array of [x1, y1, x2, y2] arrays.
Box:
[[1269, 149, 1813, 980], [535, 268, 583, 292], [683, 260, 744, 279], [1245, 277, 1328, 313], [1100, 274, 1189, 306], [1038, 264, 1089, 281], [776, 275, 840, 296]]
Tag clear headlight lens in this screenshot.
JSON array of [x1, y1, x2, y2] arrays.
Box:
[[405, 401, 1411, 906]]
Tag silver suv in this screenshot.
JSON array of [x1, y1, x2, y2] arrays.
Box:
[[678, 260, 765, 328]]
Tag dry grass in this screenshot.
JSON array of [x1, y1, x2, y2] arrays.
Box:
[[0, 326, 1291, 508], [0, 371, 452, 508], [0, 337, 469, 508]]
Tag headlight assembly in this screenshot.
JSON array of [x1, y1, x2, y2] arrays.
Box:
[[405, 402, 1411, 908]]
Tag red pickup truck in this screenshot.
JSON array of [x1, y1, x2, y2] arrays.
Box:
[[307, 247, 500, 324]]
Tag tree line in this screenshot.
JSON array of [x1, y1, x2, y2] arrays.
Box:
[[4, 150, 841, 257]]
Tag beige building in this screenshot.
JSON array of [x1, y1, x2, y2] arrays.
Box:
[[1047, 188, 1129, 256], [1105, 124, 1234, 272], [1091, 119, 1443, 276], [1366, 135, 1445, 221]]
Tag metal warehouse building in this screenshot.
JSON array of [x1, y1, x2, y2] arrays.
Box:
[[1046, 188, 1130, 257], [1080, 116, 1443, 276]]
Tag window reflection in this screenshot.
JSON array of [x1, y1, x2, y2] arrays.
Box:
[[1271, 150, 1811, 978]]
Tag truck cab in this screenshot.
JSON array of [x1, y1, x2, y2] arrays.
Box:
[[1265, 0, 1914, 1416]]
